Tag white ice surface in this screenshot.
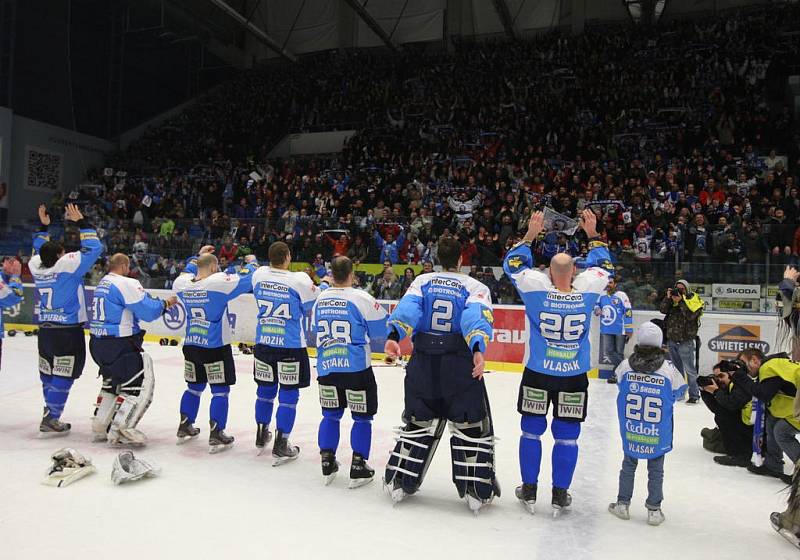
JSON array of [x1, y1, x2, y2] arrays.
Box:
[[0, 337, 796, 560]]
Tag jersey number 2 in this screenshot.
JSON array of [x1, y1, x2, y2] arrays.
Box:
[[431, 299, 454, 332]]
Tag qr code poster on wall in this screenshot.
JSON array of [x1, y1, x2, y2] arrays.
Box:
[[24, 145, 63, 191]]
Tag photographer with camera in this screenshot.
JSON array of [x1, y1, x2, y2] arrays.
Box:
[[659, 279, 704, 403], [732, 348, 798, 483], [699, 359, 754, 467]]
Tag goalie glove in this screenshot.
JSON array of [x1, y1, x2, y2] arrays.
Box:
[[43, 448, 97, 488], [111, 450, 161, 485]]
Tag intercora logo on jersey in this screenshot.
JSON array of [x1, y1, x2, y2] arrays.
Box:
[[707, 324, 770, 359]]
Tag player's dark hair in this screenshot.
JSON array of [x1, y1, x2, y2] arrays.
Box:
[[40, 241, 64, 268], [331, 256, 352, 284], [438, 236, 461, 270], [738, 348, 765, 362], [268, 241, 290, 267]]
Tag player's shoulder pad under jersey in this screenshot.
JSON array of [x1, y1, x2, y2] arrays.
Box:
[[616, 290, 632, 306], [349, 288, 387, 320], [40, 250, 84, 275], [462, 275, 493, 306], [202, 272, 242, 294], [109, 274, 147, 304], [573, 266, 610, 295]]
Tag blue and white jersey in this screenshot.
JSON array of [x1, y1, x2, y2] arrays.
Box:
[[615, 359, 686, 459], [597, 291, 633, 336], [89, 273, 165, 337], [173, 270, 254, 348], [251, 267, 322, 348], [312, 287, 387, 377], [0, 274, 24, 338], [29, 226, 104, 325], [503, 242, 611, 377], [387, 272, 494, 353]]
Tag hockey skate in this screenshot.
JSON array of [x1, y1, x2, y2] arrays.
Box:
[[515, 483, 537, 515], [176, 414, 200, 444], [272, 430, 299, 466], [39, 408, 71, 438], [647, 508, 665, 526], [255, 423, 272, 456], [321, 450, 339, 486], [551, 487, 572, 517], [608, 502, 630, 520], [208, 421, 234, 454], [349, 453, 374, 489]]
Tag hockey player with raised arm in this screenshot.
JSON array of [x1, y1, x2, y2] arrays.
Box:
[[29, 203, 103, 436], [504, 209, 611, 515], [0, 257, 24, 367], [251, 241, 327, 465], [313, 256, 387, 488], [89, 253, 179, 446], [173, 250, 256, 452], [608, 322, 686, 526], [383, 236, 498, 514]]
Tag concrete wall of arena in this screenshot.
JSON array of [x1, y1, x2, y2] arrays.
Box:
[[5, 285, 786, 376], [5, 113, 113, 222], [267, 130, 356, 157]]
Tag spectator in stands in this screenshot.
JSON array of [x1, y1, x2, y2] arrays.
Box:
[[372, 267, 401, 300], [399, 267, 416, 296]]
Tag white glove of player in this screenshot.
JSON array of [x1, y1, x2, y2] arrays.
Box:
[[43, 448, 97, 488]]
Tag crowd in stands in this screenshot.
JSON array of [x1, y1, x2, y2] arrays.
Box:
[[9, 5, 800, 307]]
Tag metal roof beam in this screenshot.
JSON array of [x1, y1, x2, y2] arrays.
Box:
[[207, 0, 297, 62], [491, 0, 516, 39], [343, 0, 400, 52]]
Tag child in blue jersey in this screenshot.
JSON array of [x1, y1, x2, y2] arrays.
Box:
[[503, 209, 611, 515], [383, 236, 499, 514], [251, 241, 327, 464], [312, 256, 387, 488], [89, 253, 178, 446], [29, 204, 104, 436], [173, 250, 256, 453], [0, 257, 24, 367], [595, 276, 633, 383], [609, 321, 686, 526]]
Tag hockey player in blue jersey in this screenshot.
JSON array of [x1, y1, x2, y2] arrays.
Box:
[[0, 258, 24, 367], [173, 250, 256, 452], [595, 277, 633, 383], [29, 203, 104, 436], [89, 253, 179, 446], [251, 241, 327, 465], [608, 321, 686, 526], [504, 209, 611, 515], [313, 256, 387, 488], [383, 236, 498, 514]]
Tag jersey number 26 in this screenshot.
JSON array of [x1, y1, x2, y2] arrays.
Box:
[[539, 312, 586, 341]]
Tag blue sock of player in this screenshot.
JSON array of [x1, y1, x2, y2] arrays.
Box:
[[45, 377, 74, 419], [519, 415, 547, 484], [351, 414, 373, 459], [276, 387, 299, 434], [255, 383, 278, 425], [180, 382, 206, 423], [40, 373, 53, 405], [318, 408, 344, 452], [551, 419, 581, 489], [209, 385, 230, 430]]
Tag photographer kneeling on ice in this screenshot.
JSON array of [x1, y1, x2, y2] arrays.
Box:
[[732, 349, 798, 483], [699, 360, 754, 467]]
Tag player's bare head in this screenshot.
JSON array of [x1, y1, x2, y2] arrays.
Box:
[[438, 236, 462, 270], [550, 253, 575, 282], [108, 253, 130, 275], [40, 241, 65, 268], [196, 253, 219, 276], [331, 256, 353, 286], [269, 241, 291, 268]]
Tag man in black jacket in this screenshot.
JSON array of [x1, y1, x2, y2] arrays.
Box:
[[701, 361, 754, 467]]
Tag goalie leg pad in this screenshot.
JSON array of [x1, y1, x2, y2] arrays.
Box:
[[108, 353, 155, 445], [450, 418, 499, 502], [384, 417, 446, 495], [92, 385, 117, 442]]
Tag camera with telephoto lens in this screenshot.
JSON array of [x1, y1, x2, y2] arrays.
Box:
[[716, 358, 745, 373], [697, 376, 716, 387]]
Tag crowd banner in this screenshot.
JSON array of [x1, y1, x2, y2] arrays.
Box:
[[3, 285, 786, 375]]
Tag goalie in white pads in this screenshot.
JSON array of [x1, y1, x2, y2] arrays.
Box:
[[383, 236, 498, 514], [89, 254, 178, 446]]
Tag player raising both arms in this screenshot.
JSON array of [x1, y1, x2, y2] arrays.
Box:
[[30, 203, 104, 436], [383, 236, 498, 514], [503, 209, 611, 516]]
